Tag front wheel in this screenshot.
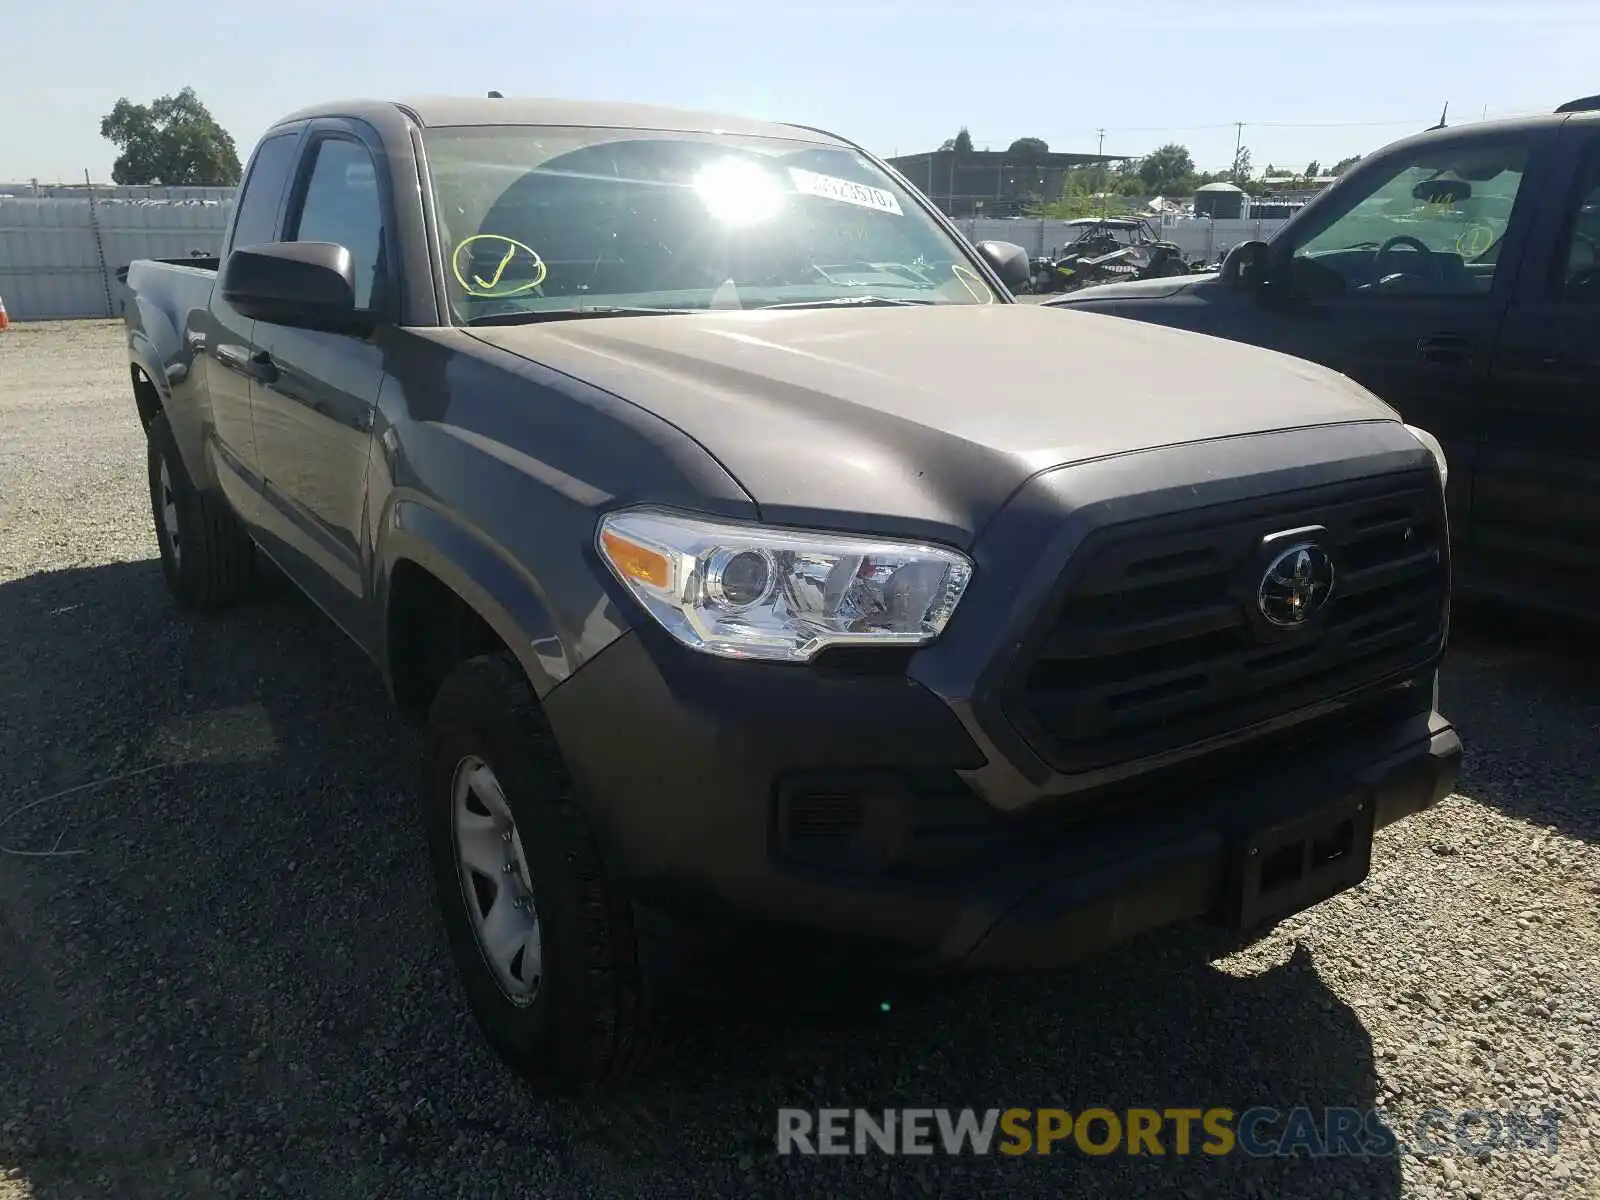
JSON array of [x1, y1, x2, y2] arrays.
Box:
[[146, 413, 260, 610], [421, 654, 658, 1091]]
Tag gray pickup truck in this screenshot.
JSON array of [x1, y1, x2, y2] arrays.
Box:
[[123, 95, 1461, 1090]]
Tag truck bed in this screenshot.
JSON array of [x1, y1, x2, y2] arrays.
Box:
[[116, 257, 220, 285]]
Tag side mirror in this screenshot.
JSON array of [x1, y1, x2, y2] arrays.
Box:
[[974, 239, 1033, 291], [221, 241, 369, 334], [1219, 239, 1273, 291]]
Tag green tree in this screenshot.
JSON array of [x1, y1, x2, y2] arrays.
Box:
[[1137, 143, 1196, 194], [1007, 136, 1049, 159], [100, 88, 241, 186], [1304, 160, 1323, 179], [1330, 154, 1363, 176], [1231, 144, 1253, 183], [952, 127, 975, 154]]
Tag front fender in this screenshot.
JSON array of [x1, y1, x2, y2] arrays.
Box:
[[374, 495, 589, 701]]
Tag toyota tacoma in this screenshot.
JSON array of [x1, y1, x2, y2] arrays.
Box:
[[122, 96, 1461, 1089]]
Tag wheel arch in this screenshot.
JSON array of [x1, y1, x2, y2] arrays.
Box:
[[376, 498, 582, 723], [128, 335, 169, 433]]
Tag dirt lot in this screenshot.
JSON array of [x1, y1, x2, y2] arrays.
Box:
[[1, 320, 1597, 1200]]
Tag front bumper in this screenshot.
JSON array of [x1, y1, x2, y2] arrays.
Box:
[[543, 624, 1459, 1000], [542, 422, 1458, 1002]]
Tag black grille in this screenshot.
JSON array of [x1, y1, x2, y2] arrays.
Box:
[[1008, 470, 1447, 773]]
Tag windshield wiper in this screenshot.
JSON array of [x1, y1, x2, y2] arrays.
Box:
[[465, 305, 697, 327], [757, 296, 935, 310]]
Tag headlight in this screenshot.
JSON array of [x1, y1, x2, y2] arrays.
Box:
[[596, 509, 974, 662], [1404, 424, 1448, 490]]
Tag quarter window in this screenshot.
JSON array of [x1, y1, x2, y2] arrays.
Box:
[[228, 132, 299, 253]]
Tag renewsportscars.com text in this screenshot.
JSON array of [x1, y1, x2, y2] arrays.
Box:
[[776, 1106, 1564, 1158]]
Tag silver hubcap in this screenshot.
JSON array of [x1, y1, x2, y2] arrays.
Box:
[[158, 457, 181, 562], [451, 756, 542, 1004]]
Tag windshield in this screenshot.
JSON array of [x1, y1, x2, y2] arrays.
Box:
[[421, 125, 999, 321], [1292, 139, 1530, 294]]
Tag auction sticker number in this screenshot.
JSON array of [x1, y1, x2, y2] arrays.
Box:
[[788, 168, 903, 216]]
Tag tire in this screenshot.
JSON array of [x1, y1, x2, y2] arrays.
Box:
[[422, 653, 657, 1091], [147, 412, 260, 610]]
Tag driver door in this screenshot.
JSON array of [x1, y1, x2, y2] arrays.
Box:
[[1249, 128, 1548, 550]]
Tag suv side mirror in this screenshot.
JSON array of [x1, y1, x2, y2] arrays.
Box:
[[1219, 239, 1273, 291], [974, 239, 1033, 291], [222, 241, 370, 334]]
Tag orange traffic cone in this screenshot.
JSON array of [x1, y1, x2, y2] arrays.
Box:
[[0, 294, 9, 330]]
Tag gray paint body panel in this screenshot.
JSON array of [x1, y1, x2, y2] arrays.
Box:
[[469, 303, 1399, 547]]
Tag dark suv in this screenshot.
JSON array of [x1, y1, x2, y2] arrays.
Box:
[[1047, 96, 1600, 622]]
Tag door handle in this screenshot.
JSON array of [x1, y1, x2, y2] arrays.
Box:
[[1416, 333, 1474, 366], [244, 350, 279, 384]]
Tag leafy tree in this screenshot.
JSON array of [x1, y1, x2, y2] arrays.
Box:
[[1263, 164, 1293, 178], [100, 88, 241, 186], [1304, 160, 1323, 179], [1137, 143, 1196, 194], [1007, 136, 1049, 159], [952, 127, 975, 154], [1231, 144, 1253, 183], [1330, 154, 1363, 176]]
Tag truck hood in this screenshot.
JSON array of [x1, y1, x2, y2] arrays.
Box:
[[467, 303, 1394, 546], [1046, 272, 1218, 303]]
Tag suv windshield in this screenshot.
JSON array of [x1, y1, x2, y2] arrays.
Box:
[[422, 125, 998, 321], [1291, 138, 1530, 295]]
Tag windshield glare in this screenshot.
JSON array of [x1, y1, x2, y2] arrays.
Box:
[[422, 126, 997, 320]]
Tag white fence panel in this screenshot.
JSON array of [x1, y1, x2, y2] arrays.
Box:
[[0, 195, 233, 320]]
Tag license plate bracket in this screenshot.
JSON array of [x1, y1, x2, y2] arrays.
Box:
[[1228, 791, 1375, 933]]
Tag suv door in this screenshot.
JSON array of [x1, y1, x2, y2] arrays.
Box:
[[1247, 129, 1545, 550], [1475, 123, 1600, 613], [248, 121, 393, 643]]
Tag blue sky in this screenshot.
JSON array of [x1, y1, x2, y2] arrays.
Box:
[[2, 0, 1594, 183]]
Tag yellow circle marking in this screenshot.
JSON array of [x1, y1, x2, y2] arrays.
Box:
[[951, 264, 996, 304], [1455, 225, 1495, 257], [451, 234, 547, 298]]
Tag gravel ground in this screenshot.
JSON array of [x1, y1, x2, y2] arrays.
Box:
[[0, 319, 1596, 1200]]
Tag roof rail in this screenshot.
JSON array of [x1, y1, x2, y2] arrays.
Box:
[[1556, 95, 1600, 114]]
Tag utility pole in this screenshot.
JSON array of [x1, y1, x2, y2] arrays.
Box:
[[1233, 121, 1245, 182], [1096, 128, 1106, 215]]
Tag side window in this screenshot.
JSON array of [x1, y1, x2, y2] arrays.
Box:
[[228, 132, 300, 253], [1556, 147, 1600, 303], [289, 137, 386, 311], [1288, 137, 1532, 298]]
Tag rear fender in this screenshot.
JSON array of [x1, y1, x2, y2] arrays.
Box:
[[128, 314, 214, 490]]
